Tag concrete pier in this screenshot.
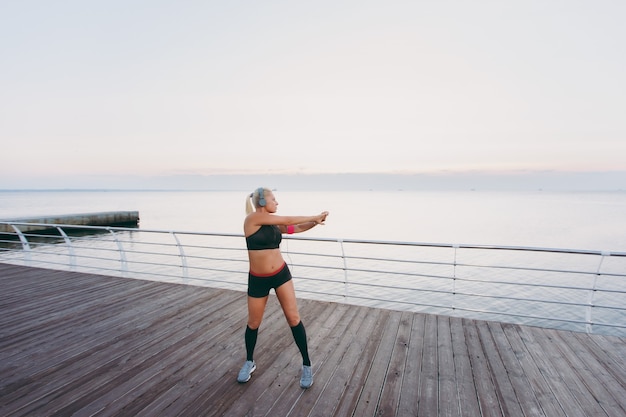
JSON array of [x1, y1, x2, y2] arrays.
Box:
[[0, 211, 139, 233]]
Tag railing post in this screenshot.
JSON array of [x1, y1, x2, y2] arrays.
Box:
[[107, 228, 128, 276], [338, 239, 348, 300], [56, 226, 76, 270], [10, 224, 31, 266], [171, 231, 189, 280], [452, 244, 459, 313], [586, 251, 609, 334]]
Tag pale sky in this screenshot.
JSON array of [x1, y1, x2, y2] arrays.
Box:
[[1, 1, 625, 186]]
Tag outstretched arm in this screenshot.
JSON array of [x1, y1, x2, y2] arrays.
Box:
[[283, 211, 329, 234], [245, 211, 329, 234], [287, 221, 317, 234]]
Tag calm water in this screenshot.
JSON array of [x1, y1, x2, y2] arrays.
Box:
[[1, 189, 625, 252]]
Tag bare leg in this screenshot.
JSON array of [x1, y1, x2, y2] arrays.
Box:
[[275, 280, 300, 327], [247, 295, 268, 329], [276, 281, 311, 367], [245, 295, 268, 361]]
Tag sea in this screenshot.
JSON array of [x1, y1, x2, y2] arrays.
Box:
[[1, 189, 625, 252]]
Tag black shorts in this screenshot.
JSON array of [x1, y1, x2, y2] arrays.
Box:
[[247, 263, 292, 298]]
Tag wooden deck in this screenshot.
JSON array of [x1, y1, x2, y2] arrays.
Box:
[[1, 263, 625, 417]]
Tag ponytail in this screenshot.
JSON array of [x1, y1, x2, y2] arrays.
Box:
[[246, 187, 268, 215], [245, 192, 255, 215]]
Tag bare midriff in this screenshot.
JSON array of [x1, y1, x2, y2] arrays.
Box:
[[248, 248, 285, 276]]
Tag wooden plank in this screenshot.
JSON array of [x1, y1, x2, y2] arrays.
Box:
[[525, 326, 609, 417], [396, 312, 425, 416], [350, 310, 403, 416], [437, 316, 460, 417], [550, 329, 626, 416], [450, 316, 481, 417], [300, 306, 384, 416], [417, 314, 439, 416], [376, 311, 414, 416], [487, 321, 543, 417], [500, 323, 567, 417], [571, 332, 626, 390], [475, 320, 524, 417], [331, 309, 392, 417], [463, 318, 503, 417]]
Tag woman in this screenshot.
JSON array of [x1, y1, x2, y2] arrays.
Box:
[[237, 187, 329, 389]]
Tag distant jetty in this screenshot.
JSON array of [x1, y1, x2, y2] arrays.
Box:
[[0, 211, 139, 233]]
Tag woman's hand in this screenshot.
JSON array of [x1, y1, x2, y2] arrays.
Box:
[[316, 211, 329, 225]]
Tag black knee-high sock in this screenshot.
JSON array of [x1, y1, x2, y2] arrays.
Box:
[[290, 321, 311, 366], [245, 326, 258, 361]]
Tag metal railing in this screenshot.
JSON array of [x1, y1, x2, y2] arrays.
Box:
[[1, 221, 625, 336]]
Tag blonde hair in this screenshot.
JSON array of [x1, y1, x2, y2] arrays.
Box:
[[245, 187, 270, 215]]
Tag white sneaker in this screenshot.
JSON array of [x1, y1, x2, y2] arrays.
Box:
[[237, 360, 256, 383], [300, 365, 313, 389]]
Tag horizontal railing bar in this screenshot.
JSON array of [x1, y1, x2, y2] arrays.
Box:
[[585, 304, 626, 312], [340, 254, 606, 277], [449, 306, 602, 326], [454, 262, 605, 276], [337, 281, 452, 297], [286, 235, 626, 257], [452, 290, 599, 308], [5, 221, 626, 257], [307, 266, 454, 283], [457, 277, 626, 293], [293, 253, 620, 278], [292, 263, 609, 293], [66, 239, 246, 254], [451, 276, 597, 291], [303, 278, 626, 313], [584, 321, 626, 329], [313, 292, 450, 311], [126, 268, 245, 282], [9, 249, 240, 272]]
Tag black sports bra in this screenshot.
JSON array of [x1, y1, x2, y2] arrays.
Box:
[[246, 225, 282, 250]]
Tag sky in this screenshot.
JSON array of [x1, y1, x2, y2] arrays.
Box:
[[1, 1, 625, 189]]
